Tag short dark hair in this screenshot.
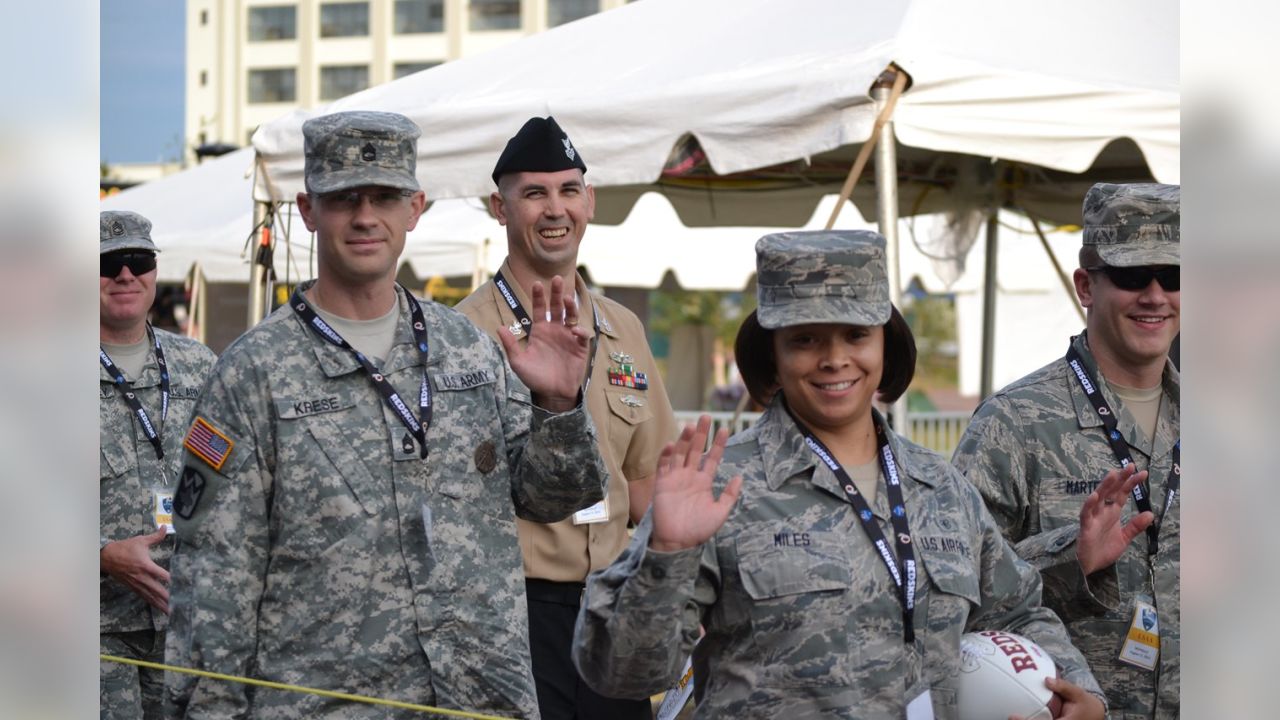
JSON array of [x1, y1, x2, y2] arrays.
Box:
[[734, 306, 917, 407]]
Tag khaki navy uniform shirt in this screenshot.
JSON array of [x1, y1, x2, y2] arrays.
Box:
[[457, 261, 677, 581], [952, 333, 1179, 719], [99, 328, 215, 634], [574, 401, 1101, 719], [165, 283, 606, 719]]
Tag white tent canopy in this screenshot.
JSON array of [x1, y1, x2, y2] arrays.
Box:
[[252, 0, 1178, 225]]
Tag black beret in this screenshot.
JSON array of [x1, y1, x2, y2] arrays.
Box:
[[491, 116, 587, 185]]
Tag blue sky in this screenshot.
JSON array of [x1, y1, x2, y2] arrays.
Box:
[[101, 0, 185, 164]]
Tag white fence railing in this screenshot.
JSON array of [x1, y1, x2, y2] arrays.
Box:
[[672, 410, 973, 456]]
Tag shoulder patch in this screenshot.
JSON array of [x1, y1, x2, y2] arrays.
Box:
[[174, 467, 206, 520], [184, 416, 235, 471]]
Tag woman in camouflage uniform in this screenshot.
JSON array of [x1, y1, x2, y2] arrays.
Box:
[[574, 230, 1113, 719]]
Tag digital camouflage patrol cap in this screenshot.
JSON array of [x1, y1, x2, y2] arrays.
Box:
[[100, 210, 159, 255], [491, 116, 587, 185], [302, 111, 421, 194], [1083, 182, 1180, 267], [755, 230, 891, 329]]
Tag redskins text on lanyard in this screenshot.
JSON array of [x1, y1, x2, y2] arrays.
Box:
[[1065, 341, 1180, 556], [291, 285, 432, 459], [100, 326, 170, 479], [787, 403, 918, 644]]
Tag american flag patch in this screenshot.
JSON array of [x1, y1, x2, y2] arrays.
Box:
[[184, 416, 235, 471]]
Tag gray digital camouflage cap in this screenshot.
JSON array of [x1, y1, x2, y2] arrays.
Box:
[[100, 210, 159, 254], [302, 111, 421, 194], [755, 230, 891, 329], [1083, 182, 1180, 267]]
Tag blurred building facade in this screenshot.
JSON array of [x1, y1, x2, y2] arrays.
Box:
[[185, 0, 631, 163]]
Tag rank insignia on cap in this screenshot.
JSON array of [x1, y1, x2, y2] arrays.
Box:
[[361, 142, 377, 161], [111, 221, 125, 236], [563, 137, 576, 161], [184, 416, 235, 471]]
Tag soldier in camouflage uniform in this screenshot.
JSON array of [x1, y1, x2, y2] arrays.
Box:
[[165, 111, 606, 719], [574, 231, 1107, 719], [99, 210, 216, 719], [952, 183, 1181, 719]]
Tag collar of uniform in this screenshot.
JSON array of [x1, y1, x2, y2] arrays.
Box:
[[489, 258, 609, 341], [300, 282, 426, 378], [756, 399, 940, 501], [99, 331, 161, 388]]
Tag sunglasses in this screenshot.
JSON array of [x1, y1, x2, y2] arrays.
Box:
[[1086, 265, 1179, 292], [101, 252, 157, 279]]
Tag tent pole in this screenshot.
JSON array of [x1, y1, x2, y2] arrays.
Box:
[[1026, 212, 1086, 324], [979, 210, 999, 399], [872, 71, 906, 433], [248, 200, 270, 327]]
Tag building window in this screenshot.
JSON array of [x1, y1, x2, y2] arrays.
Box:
[[393, 61, 441, 79], [395, 0, 443, 33], [199, 70, 208, 87], [248, 5, 297, 40], [547, 0, 596, 27], [470, 0, 520, 31], [320, 65, 369, 100], [247, 68, 296, 103], [320, 2, 369, 37], [200, 9, 208, 25]]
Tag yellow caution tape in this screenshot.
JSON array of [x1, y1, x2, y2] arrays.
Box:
[[99, 654, 513, 719]]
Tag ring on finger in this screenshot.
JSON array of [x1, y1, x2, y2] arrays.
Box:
[[1103, 498, 1116, 506]]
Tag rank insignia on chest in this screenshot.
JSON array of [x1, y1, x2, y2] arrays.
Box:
[[508, 321, 524, 337], [607, 362, 647, 390]]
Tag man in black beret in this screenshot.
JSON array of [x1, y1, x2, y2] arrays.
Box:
[[459, 117, 676, 720]]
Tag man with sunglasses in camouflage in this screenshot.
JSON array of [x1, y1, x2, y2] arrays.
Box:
[[99, 210, 216, 719], [952, 183, 1180, 718]]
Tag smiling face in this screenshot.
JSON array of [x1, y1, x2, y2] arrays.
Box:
[[491, 168, 595, 278], [772, 323, 885, 436], [100, 253, 157, 341], [1074, 265, 1180, 384], [297, 185, 426, 289]]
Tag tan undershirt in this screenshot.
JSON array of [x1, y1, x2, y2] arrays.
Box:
[[102, 338, 151, 380], [313, 303, 400, 365], [1110, 381, 1163, 447], [847, 459, 881, 504]]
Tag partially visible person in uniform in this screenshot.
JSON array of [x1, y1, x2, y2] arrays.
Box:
[[99, 210, 216, 720], [457, 116, 676, 720], [574, 230, 1112, 719], [165, 111, 607, 719], [952, 183, 1180, 718]]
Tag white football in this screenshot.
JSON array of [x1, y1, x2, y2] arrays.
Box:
[[957, 630, 1057, 720]]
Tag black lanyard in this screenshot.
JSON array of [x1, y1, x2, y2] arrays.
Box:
[[786, 403, 917, 644], [1065, 341, 1179, 556], [291, 285, 432, 459], [100, 325, 169, 466], [493, 269, 600, 389]]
